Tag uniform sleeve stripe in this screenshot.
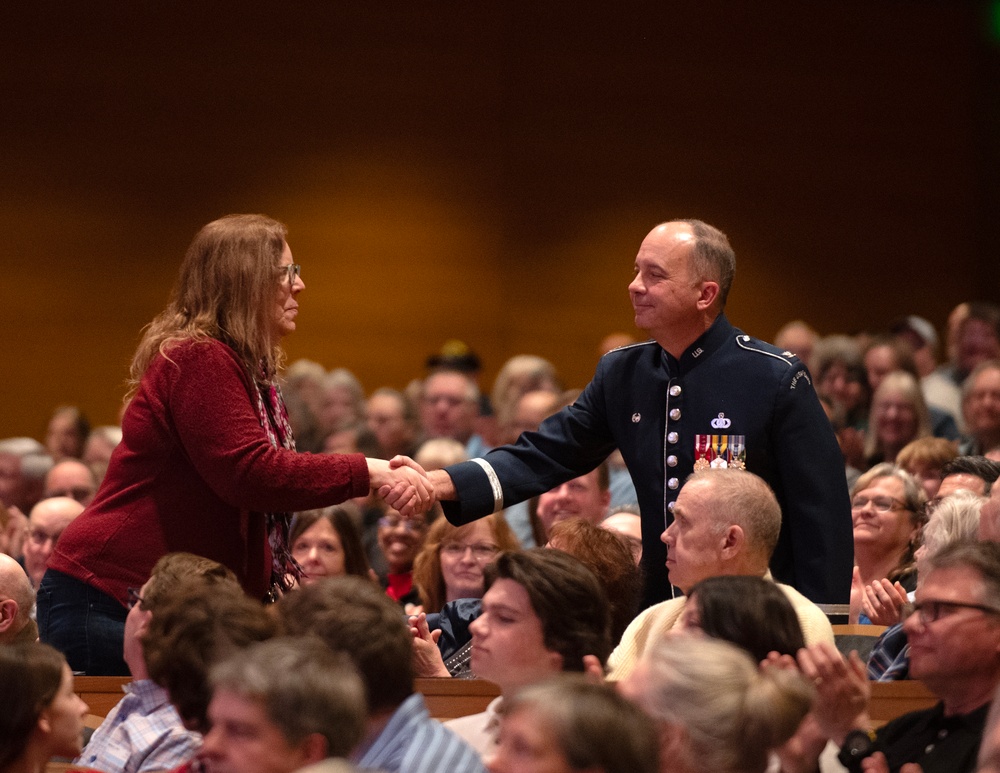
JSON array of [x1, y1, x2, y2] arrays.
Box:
[[471, 458, 504, 512]]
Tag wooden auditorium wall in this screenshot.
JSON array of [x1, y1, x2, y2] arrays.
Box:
[[0, 4, 992, 438]]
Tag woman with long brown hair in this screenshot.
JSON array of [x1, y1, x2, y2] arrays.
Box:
[[38, 214, 432, 675]]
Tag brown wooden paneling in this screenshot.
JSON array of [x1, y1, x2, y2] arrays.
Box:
[[0, 3, 992, 437]]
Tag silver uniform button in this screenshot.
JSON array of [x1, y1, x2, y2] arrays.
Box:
[[669, 408, 681, 420], [667, 431, 679, 444], [668, 477, 679, 489], [667, 455, 678, 467], [669, 385, 682, 397], [668, 501, 676, 511]]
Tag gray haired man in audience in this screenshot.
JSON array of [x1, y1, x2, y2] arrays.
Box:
[[783, 540, 1000, 773], [279, 576, 485, 773], [0, 437, 52, 557], [607, 468, 833, 680], [201, 637, 367, 773]]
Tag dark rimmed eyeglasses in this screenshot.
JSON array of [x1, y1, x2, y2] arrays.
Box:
[[901, 598, 1000, 625], [279, 264, 301, 286], [126, 587, 146, 611]]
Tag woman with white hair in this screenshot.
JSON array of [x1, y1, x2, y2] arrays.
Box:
[[619, 634, 813, 773]]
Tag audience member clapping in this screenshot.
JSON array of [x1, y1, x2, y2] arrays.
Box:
[[850, 464, 925, 611]]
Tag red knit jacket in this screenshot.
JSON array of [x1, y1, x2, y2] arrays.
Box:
[[49, 338, 370, 602]]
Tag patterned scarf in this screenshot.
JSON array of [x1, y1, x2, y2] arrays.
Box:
[[252, 374, 299, 599]]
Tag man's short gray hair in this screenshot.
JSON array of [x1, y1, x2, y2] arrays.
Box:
[[210, 637, 366, 758], [686, 469, 782, 560], [676, 219, 736, 309]]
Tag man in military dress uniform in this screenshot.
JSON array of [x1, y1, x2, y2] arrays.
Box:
[[425, 219, 853, 605]]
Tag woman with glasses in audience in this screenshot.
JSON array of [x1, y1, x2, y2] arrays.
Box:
[[289, 504, 373, 586], [413, 513, 518, 615], [377, 506, 432, 608], [850, 464, 926, 599], [38, 214, 433, 676]]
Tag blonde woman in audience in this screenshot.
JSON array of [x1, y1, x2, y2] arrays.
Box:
[[863, 371, 932, 468], [38, 214, 432, 675], [619, 635, 813, 773], [863, 488, 983, 628], [0, 643, 92, 773], [851, 464, 925, 597], [895, 436, 958, 501], [488, 676, 658, 773]]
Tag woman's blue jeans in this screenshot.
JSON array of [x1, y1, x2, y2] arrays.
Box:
[[37, 568, 129, 676]]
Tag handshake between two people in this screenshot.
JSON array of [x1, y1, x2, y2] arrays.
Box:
[[366, 456, 455, 518]]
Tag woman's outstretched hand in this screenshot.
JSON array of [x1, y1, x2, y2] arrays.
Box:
[[367, 456, 436, 517]]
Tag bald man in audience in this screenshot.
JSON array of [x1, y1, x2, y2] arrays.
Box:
[[44, 459, 98, 506], [23, 496, 84, 588], [607, 469, 833, 680], [601, 506, 643, 564], [0, 553, 37, 644]]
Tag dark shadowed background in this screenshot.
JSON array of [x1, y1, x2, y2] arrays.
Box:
[[2, 2, 998, 436]]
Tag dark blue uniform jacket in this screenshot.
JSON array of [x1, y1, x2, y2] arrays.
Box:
[[442, 314, 853, 605]]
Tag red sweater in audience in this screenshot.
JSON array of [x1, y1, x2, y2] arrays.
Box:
[[49, 338, 370, 603]]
